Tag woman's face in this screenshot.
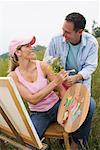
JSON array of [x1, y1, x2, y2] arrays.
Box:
[[17, 44, 36, 60]]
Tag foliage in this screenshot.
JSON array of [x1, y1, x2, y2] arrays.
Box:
[[51, 58, 62, 73], [93, 27, 100, 38], [84, 29, 89, 33], [97, 37, 100, 47], [33, 44, 46, 51], [35, 50, 45, 60], [0, 52, 9, 59], [0, 58, 9, 76], [92, 20, 100, 37], [89, 48, 100, 149], [44, 56, 63, 73]]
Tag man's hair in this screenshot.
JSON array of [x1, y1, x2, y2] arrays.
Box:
[[65, 12, 86, 31]]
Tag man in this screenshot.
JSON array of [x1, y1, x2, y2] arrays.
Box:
[[44, 12, 98, 149]]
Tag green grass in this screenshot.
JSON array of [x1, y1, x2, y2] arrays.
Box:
[[89, 48, 100, 150], [0, 58, 9, 76], [35, 50, 45, 60], [0, 49, 100, 149]]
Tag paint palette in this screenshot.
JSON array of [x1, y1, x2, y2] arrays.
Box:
[[57, 83, 90, 133]]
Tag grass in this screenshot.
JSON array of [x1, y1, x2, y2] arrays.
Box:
[[0, 49, 100, 149], [89, 48, 100, 150], [0, 58, 9, 76]]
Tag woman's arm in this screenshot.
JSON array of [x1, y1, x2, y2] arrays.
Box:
[[41, 61, 68, 98], [8, 67, 67, 105]]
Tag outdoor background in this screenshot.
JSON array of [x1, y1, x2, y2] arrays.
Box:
[[0, 0, 100, 149]]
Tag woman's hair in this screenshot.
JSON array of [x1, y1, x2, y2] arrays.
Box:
[[8, 53, 19, 72], [8, 45, 22, 72]]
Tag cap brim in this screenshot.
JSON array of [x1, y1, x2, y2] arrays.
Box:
[[21, 36, 36, 46], [29, 36, 36, 45]]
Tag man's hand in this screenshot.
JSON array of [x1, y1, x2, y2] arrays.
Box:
[[65, 74, 83, 86]]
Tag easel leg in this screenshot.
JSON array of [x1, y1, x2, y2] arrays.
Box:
[[63, 132, 70, 150]]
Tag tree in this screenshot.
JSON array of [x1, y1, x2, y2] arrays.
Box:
[[92, 20, 100, 37], [93, 27, 100, 38], [92, 20, 97, 31], [84, 29, 89, 33]]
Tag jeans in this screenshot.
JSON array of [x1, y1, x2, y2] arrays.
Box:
[[30, 101, 60, 139], [30, 97, 96, 146], [71, 97, 96, 146]]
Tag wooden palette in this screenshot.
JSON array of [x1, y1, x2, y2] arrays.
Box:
[[57, 83, 90, 133]]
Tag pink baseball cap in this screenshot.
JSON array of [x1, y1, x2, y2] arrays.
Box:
[[9, 36, 36, 56]]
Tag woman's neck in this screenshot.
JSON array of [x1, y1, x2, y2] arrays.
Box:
[[18, 59, 36, 72]]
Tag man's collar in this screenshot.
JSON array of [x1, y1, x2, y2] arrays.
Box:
[[81, 32, 87, 47]]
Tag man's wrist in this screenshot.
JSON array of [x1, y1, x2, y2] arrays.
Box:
[[75, 73, 83, 81]]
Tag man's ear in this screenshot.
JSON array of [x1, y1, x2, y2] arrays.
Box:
[[78, 29, 83, 34]]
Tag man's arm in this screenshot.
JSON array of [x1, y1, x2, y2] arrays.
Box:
[[78, 43, 98, 80]]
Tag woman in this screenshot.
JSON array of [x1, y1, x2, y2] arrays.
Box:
[[8, 36, 68, 144]]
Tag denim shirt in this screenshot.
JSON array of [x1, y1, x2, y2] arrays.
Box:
[[44, 32, 98, 93]]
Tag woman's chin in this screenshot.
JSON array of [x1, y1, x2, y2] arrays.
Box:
[[29, 54, 37, 60], [29, 56, 36, 60]]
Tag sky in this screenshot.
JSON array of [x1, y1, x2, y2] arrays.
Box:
[[0, 0, 100, 55]]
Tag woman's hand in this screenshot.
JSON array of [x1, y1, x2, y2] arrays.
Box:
[[53, 70, 68, 86]]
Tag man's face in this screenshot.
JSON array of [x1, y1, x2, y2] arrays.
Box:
[[62, 21, 82, 44]]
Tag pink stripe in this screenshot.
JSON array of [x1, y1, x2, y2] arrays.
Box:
[[69, 100, 77, 112]]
